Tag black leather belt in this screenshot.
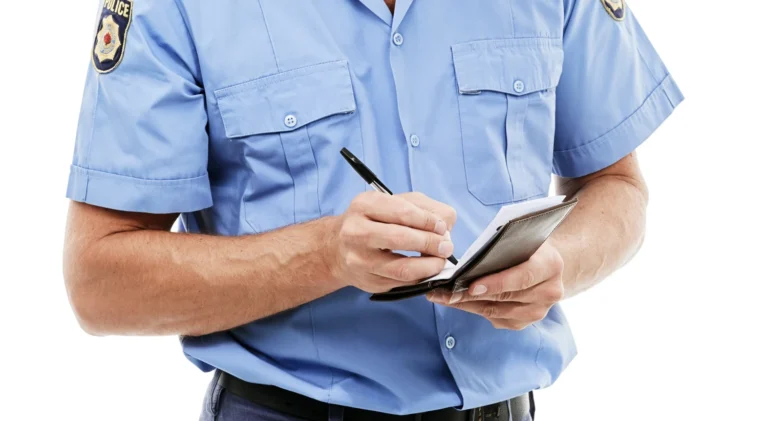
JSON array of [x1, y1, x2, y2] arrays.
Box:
[[218, 371, 534, 421]]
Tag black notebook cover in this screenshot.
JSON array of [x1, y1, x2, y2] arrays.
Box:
[[370, 198, 577, 302]]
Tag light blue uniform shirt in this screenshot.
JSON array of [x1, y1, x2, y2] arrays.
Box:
[[68, 0, 682, 414]]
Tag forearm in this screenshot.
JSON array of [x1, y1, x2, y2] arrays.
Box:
[[551, 159, 649, 298], [65, 215, 341, 337]]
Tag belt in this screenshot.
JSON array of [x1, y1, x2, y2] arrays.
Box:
[[218, 371, 534, 421]]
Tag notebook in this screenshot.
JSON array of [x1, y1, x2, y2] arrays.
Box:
[[370, 195, 578, 301]]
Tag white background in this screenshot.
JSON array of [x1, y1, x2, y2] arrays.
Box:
[[1, 1, 766, 420]]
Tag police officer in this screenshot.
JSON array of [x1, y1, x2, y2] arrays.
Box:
[[64, 0, 682, 420]]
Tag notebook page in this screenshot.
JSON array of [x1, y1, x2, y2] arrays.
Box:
[[421, 195, 566, 283]]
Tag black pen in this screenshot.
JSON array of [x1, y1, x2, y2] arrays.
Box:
[[340, 148, 459, 265]]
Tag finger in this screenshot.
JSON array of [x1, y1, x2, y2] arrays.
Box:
[[363, 221, 454, 258], [339, 250, 416, 290], [458, 277, 564, 304], [467, 249, 560, 297], [358, 193, 449, 235], [399, 192, 458, 231], [488, 319, 534, 331], [371, 252, 447, 283], [446, 301, 550, 325]]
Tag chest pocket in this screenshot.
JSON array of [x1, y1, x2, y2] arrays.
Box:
[[214, 60, 362, 232], [452, 39, 564, 205]]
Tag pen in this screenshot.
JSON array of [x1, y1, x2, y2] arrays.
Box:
[[340, 147, 459, 265]]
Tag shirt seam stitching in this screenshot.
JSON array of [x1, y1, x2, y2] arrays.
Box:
[[214, 60, 347, 99], [71, 165, 208, 183], [82, 78, 100, 202], [624, 7, 661, 86], [553, 73, 671, 154], [533, 323, 545, 373], [307, 302, 334, 404], [172, 0, 205, 85], [256, 0, 281, 72], [507, 0, 516, 37]]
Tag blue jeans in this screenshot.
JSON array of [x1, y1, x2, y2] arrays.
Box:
[[199, 371, 531, 421]]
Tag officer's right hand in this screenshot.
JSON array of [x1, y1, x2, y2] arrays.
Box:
[[324, 191, 457, 294]]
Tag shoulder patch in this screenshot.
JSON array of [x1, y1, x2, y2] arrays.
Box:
[[601, 0, 626, 21], [92, 0, 134, 74]]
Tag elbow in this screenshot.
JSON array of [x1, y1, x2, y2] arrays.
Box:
[[63, 254, 112, 337], [65, 276, 107, 337]]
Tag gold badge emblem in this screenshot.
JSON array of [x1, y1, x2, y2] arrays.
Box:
[[601, 0, 626, 21], [94, 15, 122, 64]]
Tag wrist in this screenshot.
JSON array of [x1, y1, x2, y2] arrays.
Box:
[[313, 215, 347, 290]]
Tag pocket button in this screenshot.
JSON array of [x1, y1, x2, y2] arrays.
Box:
[[513, 80, 526, 94], [284, 114, 298, 128]]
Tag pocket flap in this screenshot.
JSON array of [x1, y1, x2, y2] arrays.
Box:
[[451, 38, 564, 96], [214, 60, 356, 138]]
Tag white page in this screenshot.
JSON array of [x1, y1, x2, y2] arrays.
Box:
[[422, 195, 566, 283]]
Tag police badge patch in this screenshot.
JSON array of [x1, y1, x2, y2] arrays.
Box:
[[601, 0, 626, 21], [92, 0, 133, 73]]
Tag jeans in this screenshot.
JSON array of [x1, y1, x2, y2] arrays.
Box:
[[199, 371, 532, 421]]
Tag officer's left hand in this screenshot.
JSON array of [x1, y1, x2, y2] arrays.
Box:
[[427, 241, 565, 331]]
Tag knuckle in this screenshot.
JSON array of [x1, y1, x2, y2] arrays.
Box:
[[550, 252, 565, 273], [443, 206, 458, 227], [339, 219, 358, 241], [395, 262, 412, 281], [482, 305, 498, 319], [342, 252, 359, 269], [352, 192, 373, 209], [544, 283, 565, 302], [344, 220, 370, 244], [422, 211, 436, 232], [422, 233, 434, 253], [499, 291, 516, 302], [394, 204, 413, 221], [390, 231, 408, 248], [521, 269, 536, 289]]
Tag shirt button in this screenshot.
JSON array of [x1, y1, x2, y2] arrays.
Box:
[[513, 80, 525, 93], [392, 32, 404, 46], [284, 114, 297, 128], [409, 134, 420, 147], [445, 336, 456, 349]]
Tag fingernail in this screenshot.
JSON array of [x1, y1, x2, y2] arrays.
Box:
[[449, 292, 463, 304], [470, 285, 488, 296], [444, 230, 452, 240], [427, 292, 446, 304], [434, 220, 447, 235], [438, 241, 454, 258]]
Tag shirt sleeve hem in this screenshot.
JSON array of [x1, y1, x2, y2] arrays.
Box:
[[66, 165, 213, 214], [552, 74, 684, 178]]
